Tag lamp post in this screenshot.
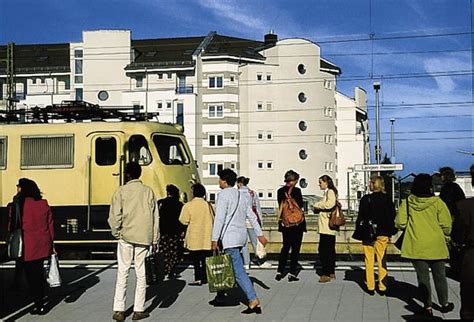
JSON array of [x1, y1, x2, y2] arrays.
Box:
[[373, 82, 381, 165], [390, 118, 396, 163]]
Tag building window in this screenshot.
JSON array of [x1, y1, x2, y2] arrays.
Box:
[[299, 178, 308, 188], [209, 76, 223, 88], [266, 73, 272, 81], [266, 102, 272, 111], [136, 76, 143, 88], [257, 161, 264, 169], [298, 92, 307, 103], [298, 121, 307, 131], [166, 101, 172, 109], [258, 191, 264, 198], [98, 90, 109, 101], [230, 163, 236, 169], [324, 79, 333, 90], [65, 77, 71, 90], [324, 106, 333, 117], [176, 103, 184, 126], [32, 78, 37, 84], [157, 102, 163, 109], [209, 162, 224, 176], [74, 76, 83, 84], [267, 131, 273, 140], [325, 161, 334, 171], [267, 161, 273, 169], [257, 74, 263, 81], [257, 131, 263, 140], [74, 49, 83, 75], [257, 102, 263, 111], [299, 149, 308, 160], [209, 134, 223, 147], [158, 73, 163, 79], [230, 133, 236, 141], [167, 73, 172, 79], [75, 88, 83, 101], [209, 105, 224, 118], [298, 64, 306, 74], [267, 191, 273, 198], [230, 75, 235, 82], [325, 135, 333, 144]]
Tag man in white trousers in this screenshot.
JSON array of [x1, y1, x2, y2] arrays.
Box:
[[108, 162, 159, 321]]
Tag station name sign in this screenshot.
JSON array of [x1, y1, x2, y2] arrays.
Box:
[[354, 164, 404, 171]]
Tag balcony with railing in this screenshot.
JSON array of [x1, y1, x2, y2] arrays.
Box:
[[175, 85, 194, 94]]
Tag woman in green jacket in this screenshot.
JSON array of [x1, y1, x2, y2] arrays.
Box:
[[395, 173, 454, 317]]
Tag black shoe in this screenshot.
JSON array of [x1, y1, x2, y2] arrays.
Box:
[[288, 274, 299, 282], [209, 298, 227, 307], [367, 290, 375, 296], [377, 290, 387, 296], [439, 302, 454, 313], [241, 306, 262, 314], [275, 273, 283, 281]]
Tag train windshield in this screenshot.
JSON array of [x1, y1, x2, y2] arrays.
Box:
[[152, 135, 190, 165]]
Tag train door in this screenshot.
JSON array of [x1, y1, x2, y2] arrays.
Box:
[[89, 133, 124, 229]]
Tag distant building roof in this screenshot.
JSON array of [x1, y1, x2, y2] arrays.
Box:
[[0, 43, 70, 74]]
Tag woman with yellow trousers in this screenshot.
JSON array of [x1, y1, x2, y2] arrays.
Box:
[[354, 176, 396, 295]]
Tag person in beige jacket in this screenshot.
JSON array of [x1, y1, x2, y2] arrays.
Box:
[[179, 183, 214, 286], [108, 162, 159, 322], [313, 175, 338, 283]]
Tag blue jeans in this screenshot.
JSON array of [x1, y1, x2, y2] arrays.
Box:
[[225, 247, 257, 301], [242, 228, 258, 265]]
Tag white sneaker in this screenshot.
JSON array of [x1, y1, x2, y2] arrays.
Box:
[[258, 262, 272, 269], [243, 264, 250, 270]]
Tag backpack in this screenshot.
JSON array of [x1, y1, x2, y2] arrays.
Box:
[[280, 187, 304, 227]]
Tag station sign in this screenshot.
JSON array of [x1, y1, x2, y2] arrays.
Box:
[[353, 163, 404, 171]]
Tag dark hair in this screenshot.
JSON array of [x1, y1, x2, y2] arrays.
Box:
[[218, 168, 237, 187], [319, 174, 338, 196], [411, 173, 434, 197], [192, 183, 206, 198], [237, 176, 250, 186], [166, 184, 180, 198], [439, 166, 455, 182], [284, 170, 300, 183], [125, 161, 141, 179], [18, 178, 42, 200]]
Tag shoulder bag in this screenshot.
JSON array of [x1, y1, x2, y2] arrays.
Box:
[[7, 199, 23, 259]]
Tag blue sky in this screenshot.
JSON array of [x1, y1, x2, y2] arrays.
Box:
[[1, 0, 473, 176]]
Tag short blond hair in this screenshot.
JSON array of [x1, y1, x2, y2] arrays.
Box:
[[371, 176, 385, 193]]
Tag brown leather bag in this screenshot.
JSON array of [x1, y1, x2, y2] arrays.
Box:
[[280, 187, 304, 227], [329, 201, 345, 230]]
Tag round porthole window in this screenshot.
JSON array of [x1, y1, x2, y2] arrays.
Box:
[[299, 178, 308, 188], [298, 92, 307, 103], [298, 64, 306, 74], [299, 149, 307, 160], [98, 90, 109, 101], [298, 121, 307, 131]]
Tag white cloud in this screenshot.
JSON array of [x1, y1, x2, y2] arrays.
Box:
[[423, 55, 471, 93]]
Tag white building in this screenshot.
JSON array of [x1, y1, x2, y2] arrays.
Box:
[[1, 30, 368, 209], [335, 88, 370, 212]]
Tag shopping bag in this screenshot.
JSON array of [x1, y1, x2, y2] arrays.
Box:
[[7, 228, 23, 259], [205, 252, 236, 292], [47, 254, 62, 287], [145, 252, 165, 285], [255, 240, 267, 259]]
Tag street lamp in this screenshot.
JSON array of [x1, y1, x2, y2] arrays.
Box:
[[373, 82, 381, 165], [390, 118, 396, 163]]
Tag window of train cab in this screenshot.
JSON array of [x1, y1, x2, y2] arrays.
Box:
[[152, 135, 189, 165], [128, 135, 152, 166]]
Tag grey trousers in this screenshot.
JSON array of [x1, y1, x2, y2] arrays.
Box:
[[411, 259, 449, 308]]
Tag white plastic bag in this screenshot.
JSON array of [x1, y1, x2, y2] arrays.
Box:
[[255, 240, 267, 259], [47, 254, 61, 287]]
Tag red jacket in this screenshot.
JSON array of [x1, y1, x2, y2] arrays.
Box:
[[10, 198, 54, 262]]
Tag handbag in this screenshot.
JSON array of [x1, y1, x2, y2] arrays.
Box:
[[329, 201, 346, 230], [255, 240, 267, 259], [47, 254, 62, 287], [394, 198, 410, 250], [7, 200, 23, 259], [205, 251, 236, 292], [145, 251, 165, 285], [352, 219, 377, 243]]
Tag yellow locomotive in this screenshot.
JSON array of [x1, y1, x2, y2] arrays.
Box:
[[0, 102, 199, 257]]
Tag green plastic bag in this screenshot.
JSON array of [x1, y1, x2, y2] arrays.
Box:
[[205, 252, 236, 292]]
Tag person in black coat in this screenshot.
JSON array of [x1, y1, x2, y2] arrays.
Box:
[[439, 166, 466, 277], [158, 184, 185, 278], [353, 176, 396, 295], [451, 164, 474, 321], [275, 170, 306, 282]]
